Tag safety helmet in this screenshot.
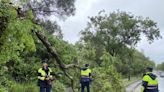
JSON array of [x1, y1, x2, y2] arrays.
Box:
[[85, 64, 89, 67], [147, 66, 153, 72]]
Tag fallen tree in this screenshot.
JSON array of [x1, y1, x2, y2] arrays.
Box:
[[35, 30, 80, 92]]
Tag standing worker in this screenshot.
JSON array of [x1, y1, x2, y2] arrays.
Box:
[[81, 64, 91, 92], [38, 62, 53, 92], [141, 66, 159, 92]]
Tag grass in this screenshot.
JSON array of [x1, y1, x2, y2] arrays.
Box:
[[5, 80, 65, 92], [8, 82, 39, 92], [0, 77, 140, 92]]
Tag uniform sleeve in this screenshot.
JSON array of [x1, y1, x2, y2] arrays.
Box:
[[142, 81, 148, 88], [38, 69, 45, 81], [156, 77, 159, 91], [89, 69, 91, 77], [49, 68, 53, 78], [141, 75, 149, 92]]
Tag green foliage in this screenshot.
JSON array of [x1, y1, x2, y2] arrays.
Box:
[[21, 0, 75, 18], [100, 49, 114, 67], [0, 0, 79, 92], [5, 81, 66, 92], [9, 82, 38, 92], [26, 10, 34, 20], [81, 10, 161, 56], [130, 50, 155, 75], [39, 20, 63, 37], [52, 80, 66, 91], [9, 61, 39, 82], [79, 10, 159, 77], [0, 86, 8, 92], [0, 1, 161, 92], [0, 1, 36, 63], [91, 65, 124, 92], [157, 62, 164, 71]]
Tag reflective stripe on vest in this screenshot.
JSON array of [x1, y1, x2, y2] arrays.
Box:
[[147, 85, 158, 89]]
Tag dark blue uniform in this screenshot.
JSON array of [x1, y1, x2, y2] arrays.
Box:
[[81, 67, 91, 92], [38, 67, 52, 92]]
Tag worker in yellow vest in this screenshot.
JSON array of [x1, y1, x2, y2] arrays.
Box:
[[81, 64, 91, 92], [141, 66, 159, 92], [38, 62, 53, 92]]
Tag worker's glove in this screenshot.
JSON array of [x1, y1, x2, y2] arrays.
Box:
[[45, 77, 50, 80]]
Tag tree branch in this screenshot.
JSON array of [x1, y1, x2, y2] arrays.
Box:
[[35, 31, 80, 69], [35, 31, 81, 92]]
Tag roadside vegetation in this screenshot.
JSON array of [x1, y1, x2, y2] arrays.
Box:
[[0, 0, 162, 92], [157, 62, 164, 71]]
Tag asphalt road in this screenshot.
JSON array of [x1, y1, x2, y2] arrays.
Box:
[[135, 75, 164, 92], [157, 75, 164, 92], [126, 80, 141, 92]]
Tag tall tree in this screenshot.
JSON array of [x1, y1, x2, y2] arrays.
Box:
[[80, 11, 161, 80], [80, 10, 161, 62], [12, 0, 76, 18], [81, 11, 161, 55]]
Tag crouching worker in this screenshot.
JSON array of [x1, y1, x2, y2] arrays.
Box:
[[38, 62, 53, 92], [81, 64, 92, 92]]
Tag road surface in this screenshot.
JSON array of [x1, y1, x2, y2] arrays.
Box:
[[135, 75, 164, 92], [126, 80, 141, 92]]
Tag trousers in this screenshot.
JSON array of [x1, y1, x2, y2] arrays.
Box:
[[81, 82, 90, 92], [39, 81, 52, 92]]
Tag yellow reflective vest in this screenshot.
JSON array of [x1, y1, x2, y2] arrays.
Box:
[[141, 72, 158, 92], [38, 67, 53, 81], [81, 68, 91, 77]]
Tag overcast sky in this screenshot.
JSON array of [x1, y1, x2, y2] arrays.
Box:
[[56, 0, 164, 64]]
